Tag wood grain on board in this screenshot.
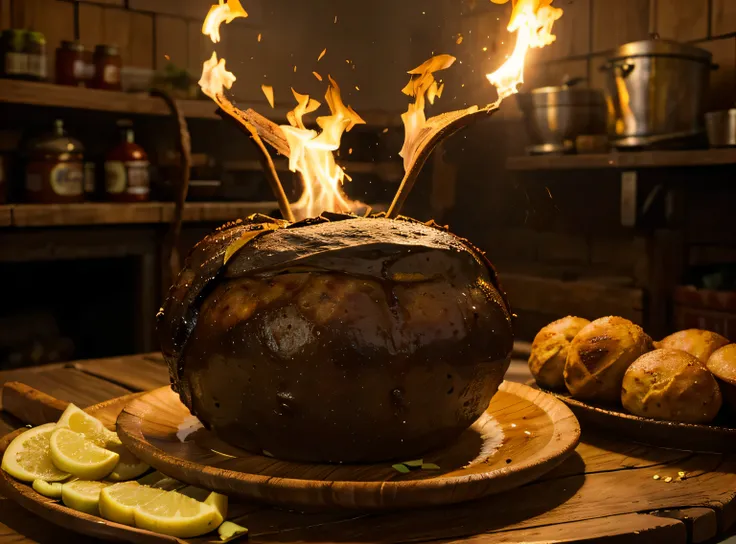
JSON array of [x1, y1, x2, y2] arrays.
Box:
[[10, 203, 162, 227], [73, 357, 169, 393], [655, 0, 708, 42]]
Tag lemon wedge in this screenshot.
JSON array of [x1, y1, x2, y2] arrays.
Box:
[[1, 424, 70, 482], [218, 521, 248, 541], [205, 491, 228, 527], [56, 404, 117, 447], [104, 436, 150, 482], [49, 428, 119, 480], [61, 479, 111, 515], [32, 479, 63, 498], [99, 481, 166, 526], [134, 489, 222, 538]]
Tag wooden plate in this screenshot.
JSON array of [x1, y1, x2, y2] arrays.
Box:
[[543, 389, 736, 453], [0, 389, 240, 544], [116, 381, 580, 511]]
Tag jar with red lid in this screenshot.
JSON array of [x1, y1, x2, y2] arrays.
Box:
[[104, 122, 150, 202], [25, 119, 85, 204], [92, 44, 122, 91], [56, 40, 86, 86]]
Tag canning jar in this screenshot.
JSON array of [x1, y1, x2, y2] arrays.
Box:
[[56, 40, 86, 86], [92, 44, 122, 90]]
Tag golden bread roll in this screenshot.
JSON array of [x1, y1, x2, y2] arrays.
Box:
[[529, 316, 590, 390], [656, 329, 730, 363], [564, 316, 652, 403], [706, 344, 736, 413], [621, 349, 722, 423]]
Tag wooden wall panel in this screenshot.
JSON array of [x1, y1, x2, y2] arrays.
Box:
[[187, 21, 216, 80], [154, 15, 188, 70], [129, 0, 212, 21], [535, 0, 590, 62], [79, 5, 153, 69], [592, 0, 650, 53], [699, 37, 736, 111], [655, 0, 708, 42], [588, 54, 609, 91], [0, 0, 10, 31], [78, 3, 104, 51], [81, 0, 124, 5], [12, 0, 75, 77], [712, 0, 736, 36], [526, 59, 589, 90]]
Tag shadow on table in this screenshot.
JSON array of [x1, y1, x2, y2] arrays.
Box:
[[0, 499, 98, 543]]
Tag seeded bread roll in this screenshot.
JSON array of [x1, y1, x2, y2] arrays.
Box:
[[622, 349, 722, 423], [529, 316, 590, 391], [656, 329, 730, 363], [707, 344, 736, 413], [564, 316, 653, 404]]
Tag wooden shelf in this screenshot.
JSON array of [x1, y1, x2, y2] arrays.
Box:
[[223, 158, 404, 182], [506, 148, 736, 171], [2, 201, 277, 227], [0, 79, 403, 127]]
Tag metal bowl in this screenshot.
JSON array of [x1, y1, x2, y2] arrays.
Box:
[[706, 109, 736, 148]]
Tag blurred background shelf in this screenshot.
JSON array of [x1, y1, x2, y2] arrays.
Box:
[[506, 149, 736, 171], [223, 159, 404, 182], [1, 202, 278, 227]]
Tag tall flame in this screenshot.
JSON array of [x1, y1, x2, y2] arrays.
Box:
[[199, 0, 363, 221], [487, 0, 563, 101]]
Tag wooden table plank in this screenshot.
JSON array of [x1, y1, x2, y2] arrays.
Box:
[[0, 367, 130, 411], [73, 355, 170, 392], [654, 507, 719, 544]]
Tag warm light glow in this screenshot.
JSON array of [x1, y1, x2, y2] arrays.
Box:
[[202, 0, 248, 43], [198, 51, 236, 99], [487, 0, 563, 102], [399, 55, 455, 171], [281, 78, 366, 219]]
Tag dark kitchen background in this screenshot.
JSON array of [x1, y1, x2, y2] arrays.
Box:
[[0, 0, 734, 370]]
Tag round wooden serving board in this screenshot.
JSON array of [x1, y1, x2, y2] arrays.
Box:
[[544, 389, 736, 453], [116, 381, 580, 510]]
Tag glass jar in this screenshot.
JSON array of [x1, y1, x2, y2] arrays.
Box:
[[1, 29, 28, 80], [24, 31, 46, 81], [92, 44, 122, 91], [105, 122, 150, 202], [56, 40, 86, 86], [25, 119, 85, 203]]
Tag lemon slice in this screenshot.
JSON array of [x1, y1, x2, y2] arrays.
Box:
[[1, 424, 70, 482], [32, 479, 63, 498], [134, 489, 221, 538], [49, 428, 119, 480], [99, 481, 166, 526], [56, 404, 117, 447], [104, 436, 150, 482], [61, 479, 111, 515]]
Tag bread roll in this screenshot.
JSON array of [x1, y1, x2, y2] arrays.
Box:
[[564, 316, 652, 403], [529, 316, 590, 390], [656, 329, 730, 363], [622, 349, 722, 424], [707, 344, 736, 413]]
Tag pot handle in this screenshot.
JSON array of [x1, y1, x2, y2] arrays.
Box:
[[600, 61, 634, 78]]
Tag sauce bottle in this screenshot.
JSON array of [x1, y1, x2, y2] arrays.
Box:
[[25, 119, 85, 203], [56, 40, 86, 86], [92, 45, 122, 91], [104, 121, 150, 202], [24, 31, 46, 81], [1, 30, 28, 80]]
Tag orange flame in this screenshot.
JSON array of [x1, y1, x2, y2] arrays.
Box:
[[202, 0, 247, 43], [487, 0, 563, 102], [198, 52, 236, 99], [281, 78, 366, 219]]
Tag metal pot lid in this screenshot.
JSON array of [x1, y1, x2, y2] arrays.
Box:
[[611, 39, 712, 62]]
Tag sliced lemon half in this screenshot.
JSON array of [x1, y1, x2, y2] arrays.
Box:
[[104, 435, 150, 482], [56, 403, 117, 447], [49, 428, 119, 480], [99, 481, 166, 526], [1, 423, 70, 482], [61, 479, 111, 515], [134, 489, 221, 538]]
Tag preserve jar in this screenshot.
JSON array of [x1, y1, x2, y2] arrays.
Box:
[[55, 40, 86, 86], [25, 119, 85, 203], [92, 44, 122, 90], [0, 29, 27, 80], [104, 123, 150, 202], [24, 31, 46, 81]]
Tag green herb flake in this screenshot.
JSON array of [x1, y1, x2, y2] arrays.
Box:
[[403, 459, 424, 467], [392, 463, 411, 473], [422, 463, 441, 470]]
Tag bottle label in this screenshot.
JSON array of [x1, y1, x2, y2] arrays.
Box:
[[105, 161, 126, 194], [5, 52, 27, 75], [73, 59, 86, 79], [103, 64, 120, 84], [27, 54, 46, 79], [126, 160, 150, 195], [49, 163, 84, 196]]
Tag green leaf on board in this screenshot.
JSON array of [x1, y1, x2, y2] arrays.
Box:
[[392, 463, 411, 473]]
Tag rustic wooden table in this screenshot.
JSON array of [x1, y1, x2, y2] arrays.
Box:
[[0, 353, 735, 544]]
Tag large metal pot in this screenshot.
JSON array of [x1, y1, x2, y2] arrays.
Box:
[[516, 79, 608, 155], [603, 39, 717, 149]]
